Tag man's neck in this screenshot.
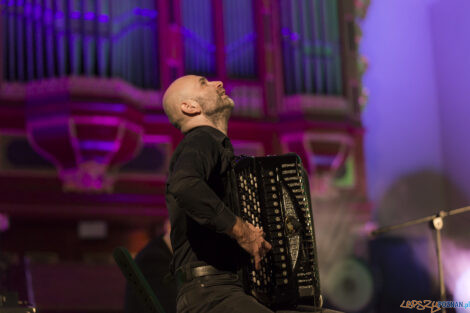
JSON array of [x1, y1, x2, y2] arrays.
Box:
[[211, 119, 228, 136], [182, 118, 228, 136]]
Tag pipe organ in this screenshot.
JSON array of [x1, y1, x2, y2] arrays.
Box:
[[222, 0, 257, 79], [0, 0, 367, 198], [280, 0, 343, 96], [2, 0, 159, 89]]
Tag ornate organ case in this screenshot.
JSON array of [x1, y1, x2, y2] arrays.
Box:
[[231, 153, 322, 310]]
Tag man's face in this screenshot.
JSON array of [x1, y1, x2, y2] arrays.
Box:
[[194, 76, 234, 118]]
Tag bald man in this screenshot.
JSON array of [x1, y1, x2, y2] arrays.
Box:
[[163, 75, 273, 313]]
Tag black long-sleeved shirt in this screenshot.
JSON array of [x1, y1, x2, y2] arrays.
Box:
[[166, 126, 246, 273]]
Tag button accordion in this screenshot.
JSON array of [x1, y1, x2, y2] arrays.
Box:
[[231, 153, 322, 310]]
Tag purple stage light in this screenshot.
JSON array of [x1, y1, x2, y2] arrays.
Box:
[[454, 268, 470, 313], [98, 14, 109, 23], [225, 32, 256, 54], [281, 27, 290, 36], [84, 12, 95, 20], [33, 4, 41, 19], [133, 7, 158, 19], [290, 32, 300, 42], [44, 9, 53, 23], [73, 103, 127, 113], [180, 27, 217, 52], [70, 11, 80, 19], [24, 2, 32, 15], [79, 141, 117, 152], [55, 11, 64, 19]]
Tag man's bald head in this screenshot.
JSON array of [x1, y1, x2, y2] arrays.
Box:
[[162, 75, 234, 133], [162, 75, 200, 129]]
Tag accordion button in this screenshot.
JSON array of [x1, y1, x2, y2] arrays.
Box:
[[284, 279, 288, 284], [268, 171, 274, 176], [273, 202, 278, 206]]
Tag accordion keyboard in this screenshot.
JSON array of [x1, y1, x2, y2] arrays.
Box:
[[232, 153, 321, 310]]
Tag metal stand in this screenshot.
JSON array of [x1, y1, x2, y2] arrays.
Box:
[[372, 206, 470, 313]]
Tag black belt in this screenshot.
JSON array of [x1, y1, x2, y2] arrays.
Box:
[[175, 265, 226, 283]]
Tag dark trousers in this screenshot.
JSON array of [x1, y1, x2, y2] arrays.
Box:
[[176, 272, 341, 313], [176, 272, 273, 313]]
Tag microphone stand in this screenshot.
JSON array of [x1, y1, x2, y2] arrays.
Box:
[[371, 205, 470, 313]]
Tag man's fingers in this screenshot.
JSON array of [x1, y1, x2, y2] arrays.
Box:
[[259, 241, 270, 259], [259, 246, 265, 259], [254, 253, 261, 270], [263, 240, 272, 251]]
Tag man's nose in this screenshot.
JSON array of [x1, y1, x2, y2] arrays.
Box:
[[212, 80, 223, 88]]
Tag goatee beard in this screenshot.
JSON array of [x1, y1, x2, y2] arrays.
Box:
[[205, 96, 233, 121]]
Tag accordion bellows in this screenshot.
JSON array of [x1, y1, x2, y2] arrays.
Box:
[[231, 153, 322, 310]]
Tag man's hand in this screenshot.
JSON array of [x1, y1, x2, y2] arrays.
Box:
[[227, 217, 272, 270]]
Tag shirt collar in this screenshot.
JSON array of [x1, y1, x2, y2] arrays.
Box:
[[184, 125, 227, 143]]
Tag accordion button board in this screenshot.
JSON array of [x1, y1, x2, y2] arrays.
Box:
[[232, 153, 322, 310]]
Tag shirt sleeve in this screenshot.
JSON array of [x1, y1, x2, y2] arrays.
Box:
[[166, 133, 237, 233]]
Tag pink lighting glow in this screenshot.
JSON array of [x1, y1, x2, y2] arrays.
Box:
[[453, 260, 470, 313], [22, 77, 147, 192]]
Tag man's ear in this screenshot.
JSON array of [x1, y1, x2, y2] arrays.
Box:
[[180, 99, 201, 115]]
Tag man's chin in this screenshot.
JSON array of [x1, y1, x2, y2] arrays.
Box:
[[225, 97, 235, 107]]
